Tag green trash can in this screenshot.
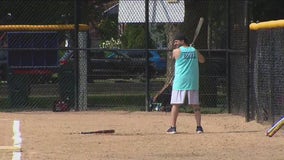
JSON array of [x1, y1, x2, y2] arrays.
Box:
[[8, 72, 31, 108], [58, 63, 75, 109]]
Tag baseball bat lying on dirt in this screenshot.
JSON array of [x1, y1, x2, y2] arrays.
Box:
[[70, 129, 115, 135]]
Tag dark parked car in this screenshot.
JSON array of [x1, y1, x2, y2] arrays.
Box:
[[119, 50, 167, 75], [87, 50, 156, 82]]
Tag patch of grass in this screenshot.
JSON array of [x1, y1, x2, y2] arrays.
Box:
[[0, 94, 227, 114], [0, 96, 57, 111], [87, 94, 146, 111]]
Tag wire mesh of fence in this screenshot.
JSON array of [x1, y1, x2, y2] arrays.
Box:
[[0, 0, 250, 118], [250, 20, 284, 123]]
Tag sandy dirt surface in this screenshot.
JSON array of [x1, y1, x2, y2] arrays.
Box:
[[0, 111, 283, 160]]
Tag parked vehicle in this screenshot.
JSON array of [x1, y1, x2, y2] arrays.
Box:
[[1, 48, 165, 82], [119, 50, 167, 75], [87, 50, 156, 82]]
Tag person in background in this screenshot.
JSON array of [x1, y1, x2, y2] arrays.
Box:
[[167, 33, 205, 134]]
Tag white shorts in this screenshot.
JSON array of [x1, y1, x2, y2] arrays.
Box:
[[170, 90, 199, 105]]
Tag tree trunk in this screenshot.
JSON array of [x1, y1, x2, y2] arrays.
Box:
[[152, 24, 180, 103], [164, 23, 181, 85]]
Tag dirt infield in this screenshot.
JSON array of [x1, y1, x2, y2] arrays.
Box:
[[0, 111, 283, 160]]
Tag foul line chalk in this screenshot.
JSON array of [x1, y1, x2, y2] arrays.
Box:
[[12, 120, 22, 160], [0, 146, 21, 152], [0, 120, 22, 160]]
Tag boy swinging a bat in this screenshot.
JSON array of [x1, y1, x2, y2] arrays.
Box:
[[166, 33, 205, 134]]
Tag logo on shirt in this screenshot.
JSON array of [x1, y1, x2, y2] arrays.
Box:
[[183, 51, 196, 59]]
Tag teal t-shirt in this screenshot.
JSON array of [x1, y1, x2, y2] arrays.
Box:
[[173, 46, 199, 90]]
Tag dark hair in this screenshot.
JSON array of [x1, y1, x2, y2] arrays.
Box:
[[174, 33, 189, 44]]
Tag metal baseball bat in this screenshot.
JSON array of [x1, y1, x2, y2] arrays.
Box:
[[190, 17, 204, 46]]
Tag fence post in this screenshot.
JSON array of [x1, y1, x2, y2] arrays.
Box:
[[78, 31, 88, 111], [145, 0, 150, 111]]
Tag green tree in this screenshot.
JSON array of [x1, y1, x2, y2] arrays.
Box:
[[98, 18, 119, 41], [121, 24, 155, 49], [0, 0, 74, 25], [87, 0, 119, 46]]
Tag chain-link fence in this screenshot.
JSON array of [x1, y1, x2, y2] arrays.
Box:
[[250, 21, 284, 123], [0, 0, 88, 111], [228, 0, 250, 118], [88, 0, 233, 111], [0, 25, 88, 111], [0, 0, 250, 115]]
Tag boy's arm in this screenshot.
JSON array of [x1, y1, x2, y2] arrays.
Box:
[[198, 51, 205, 63]]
